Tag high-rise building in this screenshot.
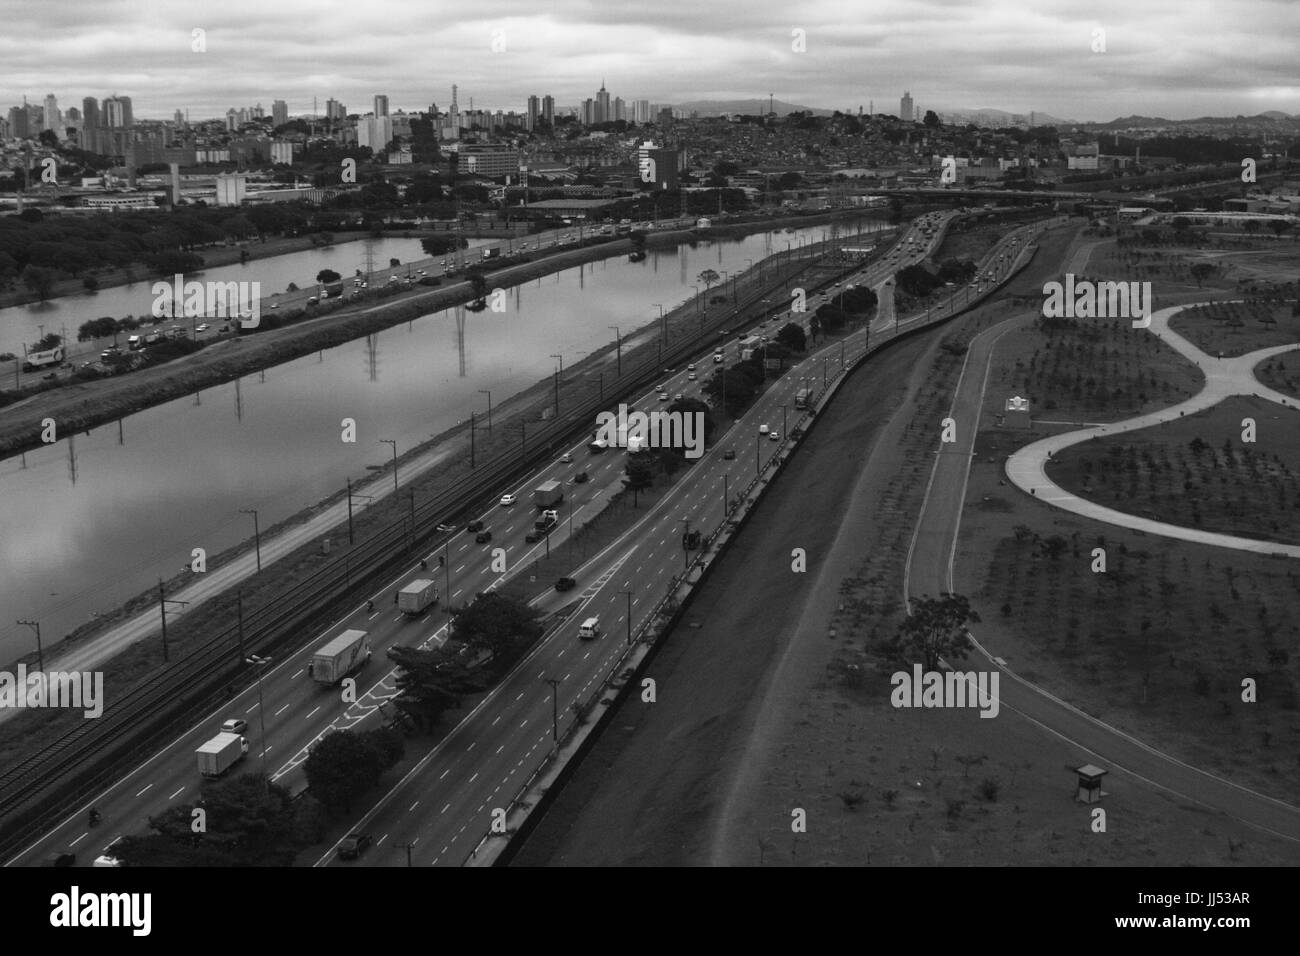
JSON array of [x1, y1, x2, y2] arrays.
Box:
[[581, 99, 595, 125], [104, 95, 132, 128], [633, 99, 650, 123], [595, 80, 610, 124], [7, 106, 28, 139], [900, 91, 914, 122], [325, 98, 346, 121], [374, 94, 389, 117], [526, 94, 540, 131], [272, 99, 288, 127], [43, 94, 60, 136], [541, 94, 555, 126], [613, 97, 625, 122]]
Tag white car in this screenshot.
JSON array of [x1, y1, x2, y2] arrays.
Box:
[[688, 372, 697, 381], [195, 323, 210, 333], [499, 494, 517, 507], [658, 392, 669, 401], [560, 452, 573, 463], [759, 424, 770, 435], [687, 363, 695, 371], [769, 430, 781, 441]]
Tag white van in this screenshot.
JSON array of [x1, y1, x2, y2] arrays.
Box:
[[578, 617, 600, 640]]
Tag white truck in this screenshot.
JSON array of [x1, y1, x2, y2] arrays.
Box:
[[196, 732, 248, 778], [309, 629, 371, 685], [398, 579, 438, 615], [21, 346, 64, 372]]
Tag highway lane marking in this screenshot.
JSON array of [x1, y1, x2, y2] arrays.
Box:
[[135, 784, 152, 797], [469, 772, 478, 783], [491, 715, 500, 726], [455, 564, 466, 573], [496, 745, 504, 754], [292, 668, 304, 679], [306, 706, 321, 720], [275, 703, 290, 716], [467, 741, 475, 751], [440, 769, 450, 780], [168, 787, 184, 800], [520, 718, 528, 727], [70, 833, 86, 846], [379, 833, 389, 845], [367, 612, 380, 621], [442, 803, 450, 814], [409, 801, 419, 812], [453, 589, 463, 598], [245, 703, 258, 714], [515, 692, 524, 701]]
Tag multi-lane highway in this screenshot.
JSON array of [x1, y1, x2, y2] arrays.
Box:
[[11, 209, 1041, 867]]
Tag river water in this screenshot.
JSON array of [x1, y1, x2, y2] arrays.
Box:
[[0, 218, 885, 663]]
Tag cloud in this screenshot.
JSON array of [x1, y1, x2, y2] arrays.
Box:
[[2, 0, 1296, 121]]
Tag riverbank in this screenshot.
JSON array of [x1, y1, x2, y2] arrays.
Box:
[[0, 209, 883, 460]]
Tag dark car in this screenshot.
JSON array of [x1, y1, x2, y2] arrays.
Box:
[[45, 850, 76, 867], [337, 833, 371, 860], [574, 471, 589, 484], [465, 520, 485, 533], [525, 530, 543, 543], [723, 449, 736, 460], [475, 529, 493, 544], [555, 576, 577, 592]]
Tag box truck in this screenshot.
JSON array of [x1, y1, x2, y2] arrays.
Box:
[[398, 579, 438, 615], [309, 629, 371, 685], [22, 346, 64, 372], [196, 732, 248, 777], [533, 480, 564, 510]]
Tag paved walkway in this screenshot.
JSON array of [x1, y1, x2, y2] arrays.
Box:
[[1005, 301, 1300, 556]]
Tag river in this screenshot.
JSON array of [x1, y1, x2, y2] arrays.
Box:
[[0, 218, 885, 663]]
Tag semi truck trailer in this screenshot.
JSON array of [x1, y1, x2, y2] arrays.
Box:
[[309, 629, 371, 685], [397, 579, 438, 615], [532, 480, 564, 510]]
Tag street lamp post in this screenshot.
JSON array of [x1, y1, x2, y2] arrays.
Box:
[[15, 619, 42, 673], [544, 676, 562, 743], [379, 439, 397, 498], [621, 587, 633, 645], [652, 304, 665, 342], [345, 478, 374, 546], [239, 508, 261, 572], [246, 654, 271, 790], [608, 326, 621, 376], [478, 389, 492, 433]]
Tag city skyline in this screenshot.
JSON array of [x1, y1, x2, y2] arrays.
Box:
[[1, 0, 1296, 124]]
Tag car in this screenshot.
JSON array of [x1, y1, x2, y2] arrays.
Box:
[[555, 576, 577, 592], [723, 449, 736, 460], [475, 530, 493, 543], [100, 349, 120, 361], [418, 269, 427, 276], [499, 494, 517, 507], [687, 363, 695, 371], [44, 850, 76, 867], [337, 833, 371, 860], [658, 392, 669, 401], [560, 452, 573, 463], [769, 430, 781, 441], [220, 718, 247, 735], [574, 471, 589, 483], [525, 529, 544, 543], [307, 296, 319, 305], [538, 509, 559, 524], [92, 855, 123, 867], [688, 372, 696, 381], [436, 523, 456, 533], [759, 424, 770, 435], [713, 354, 723, 363], [195, 323, 210, 333], [465, 520, 485, 533], [674, 393, 683, 401], [662, 367, 674, 374]]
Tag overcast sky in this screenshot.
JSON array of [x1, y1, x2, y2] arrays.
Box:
[[2, 0, 1297, 123]]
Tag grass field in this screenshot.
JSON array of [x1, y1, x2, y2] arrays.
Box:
[[990, 315, 1203, 422], [1167, 301, 1300, 358], [1256, 351, 1300, 400], [1046, 396, 1300, 546]]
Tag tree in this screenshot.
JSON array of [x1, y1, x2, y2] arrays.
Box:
[[886, 594, 981, 671], [465, 269, 488, 301], [697, 269, 720, 297], [923, 110, 940, 128], [302, 728, 402, 815], [449, 591, 543, 659], [1269, 220, 1291, 237], [316, 269, 341, 284], [1189, 262, 1213, 288], [775, 322, 807, 352], [77, 316, 119, 343], [21, 265, 56, 301], [623, 454, 656, 505], [32, 332, 62, 352]]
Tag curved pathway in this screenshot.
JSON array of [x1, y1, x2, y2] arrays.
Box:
[[1005, 301, 1300, 555]]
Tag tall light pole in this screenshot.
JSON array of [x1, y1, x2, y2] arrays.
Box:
[[478, 389, 492, 433], [239, 508, 261, 572], [379, 439, 397, 497], [345, 478, 373, 546], [16, 619, 42, 673], [620, 587, 633, 645], [246, 653, 271, 791], [652, 304, 665, 342], [608, 325, 621, 375], [158, 579, 189, 663], [543, 676, 562, 743]]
